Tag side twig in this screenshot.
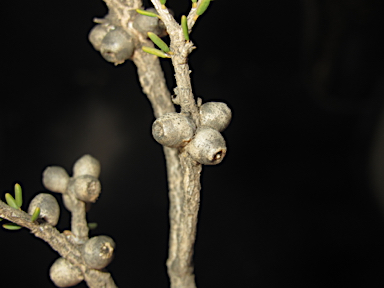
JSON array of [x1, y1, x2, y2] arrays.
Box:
[[0, 200, 117, 288]]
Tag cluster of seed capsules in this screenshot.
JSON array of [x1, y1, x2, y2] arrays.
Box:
[[152, 102, 232, 165], [40, 155, 115, 287], [88, 8, 166, 65]]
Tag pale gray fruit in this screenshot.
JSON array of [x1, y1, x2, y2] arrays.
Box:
[[185, 127, 227, 165], [199, 102, 232, 132], [50, 257, 83, 287], [73, 154, 101, 178], [152, 112, 196, 148], [28, 193, 60, 226], [88, 24, 109, 51], [42, 166, 70, 193], [100, 27, 134, 64], [133, 8, 166, 36], [68, 175, 101, 203], [82, 235, 115, 270]]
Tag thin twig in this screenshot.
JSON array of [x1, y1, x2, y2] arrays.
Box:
[[0, 200, 117, 288]]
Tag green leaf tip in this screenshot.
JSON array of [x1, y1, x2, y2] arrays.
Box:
[[14, 183, 22, 208], [3, 223, 22, 230], [136, 9, 160, 18], [181, 16, 190, 41], [147, 32, 170, 53], [142, 46, 171, 58], [30, 207, 40, 222], [5, 193, 19, 209], [160, 0, 166, 5], [196, 0, 211, 16], [88, 222, 98, 230]]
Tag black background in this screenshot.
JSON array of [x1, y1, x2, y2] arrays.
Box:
[[1, 0, 384, 287]]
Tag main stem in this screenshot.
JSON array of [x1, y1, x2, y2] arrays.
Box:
[[133, 45, 202, 288], [102, 0, 203, 286]]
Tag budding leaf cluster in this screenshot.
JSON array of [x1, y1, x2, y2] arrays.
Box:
[[1, 184, 40, 230]]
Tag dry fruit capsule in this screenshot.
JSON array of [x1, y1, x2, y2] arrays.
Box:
[[28, 193, 60, 226], [88, 24, 109, 51], [50, 257, 83, 287], [100, 27, 135, 64], [82, 235, 115, 270], [133, 8, 166, 36], [152, 112, 196, 148], [199, 101, 232, 132], [42, 166, 70, 194], [185, 127, 227, 165]]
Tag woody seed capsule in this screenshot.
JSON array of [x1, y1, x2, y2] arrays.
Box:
[[199, 101, 232, 132], [42, 166, 70, 193], [185, 126, 227, 165], [100, 27, 134, 65], [50, 257, 83, 287], [68, 175, 101, 203], [88, 24, 109, 51], [133, 8, 166, 36], [73, 154, 101, 178], [152, 112, 196, 148], [28, 193, 60, 226], [82, 235, 115, 270]]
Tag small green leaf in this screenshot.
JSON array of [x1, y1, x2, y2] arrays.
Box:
[[14, 183, 22, 208], [30, 207, 40, 222], [5, 193, 19, 209], [147, 32, 170, 53], [136, 9, 160, 18], [196, 0, 211, 17], [160, 0, 166, 5], [3, 223, 22, 230], [88, 222, 98, 230], [181, 15, 189, 41], [142, 46, 171, 58]]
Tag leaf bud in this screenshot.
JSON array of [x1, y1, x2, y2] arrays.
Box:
[[82, 235, 115, 270], [199, 102, 232, 132], [50, 257, 83, 287], [185, 127, 227, 165], [68, 175, 101, 203], [42, 166, 70, 193], [100, 27, 134, 65], [28, 193, 60, 226], [73, 154, 101, 178], [88, 24, 109, 51], [152, 112, 196, 148]]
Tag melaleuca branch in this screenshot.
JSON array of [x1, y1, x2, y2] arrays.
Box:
[[0, 199, 117, 288], [1, 0, 231, 287]]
